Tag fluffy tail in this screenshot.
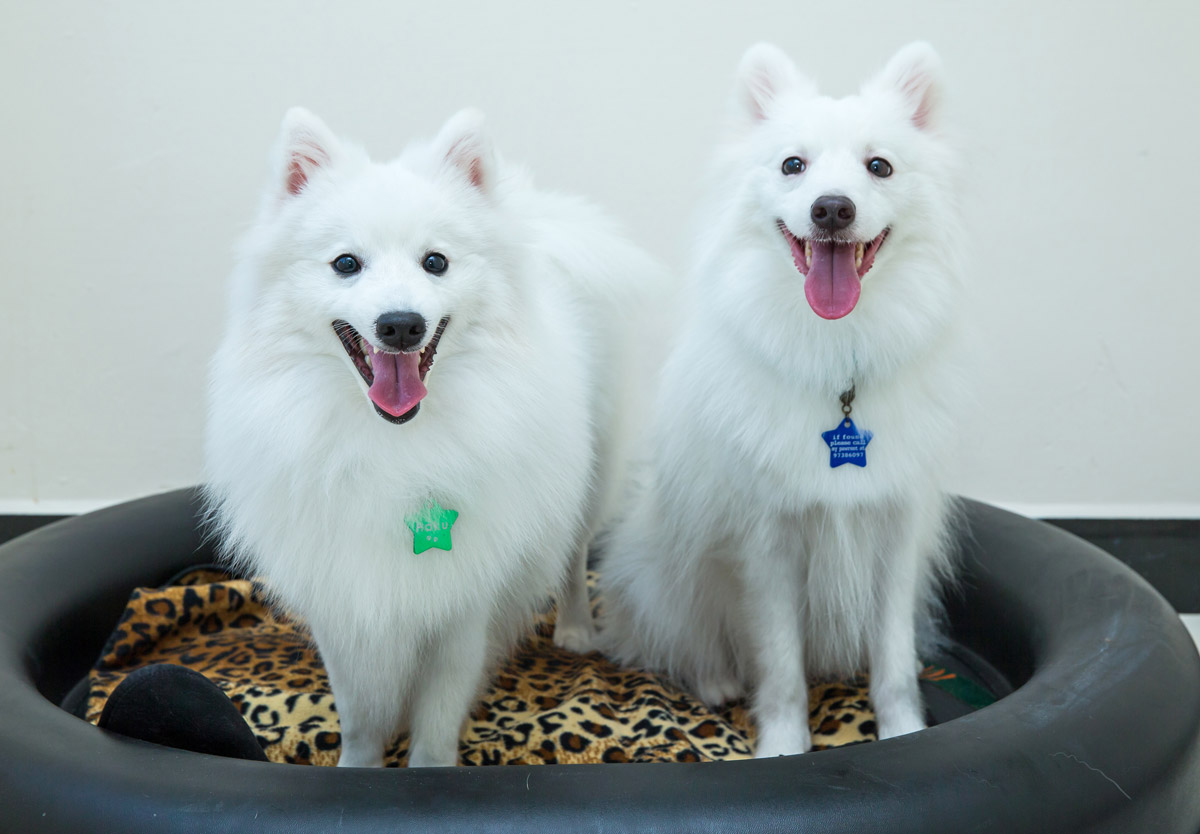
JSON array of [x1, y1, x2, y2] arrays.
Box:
[[511, 185, 676, 534], [916, 493, 965, 659], [597, 470, 740, 693]]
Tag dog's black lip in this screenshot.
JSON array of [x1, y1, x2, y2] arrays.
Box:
[[333, 319, 373, 385], [374, 402, 420, 424], [419, 316, 450, 378]]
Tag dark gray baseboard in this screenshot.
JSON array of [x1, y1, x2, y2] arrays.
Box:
[[0, 515, 68, 545], [1046, 519, 1200, 613]]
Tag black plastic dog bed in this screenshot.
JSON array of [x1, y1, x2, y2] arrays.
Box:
[[1, 488, 1198, 832]]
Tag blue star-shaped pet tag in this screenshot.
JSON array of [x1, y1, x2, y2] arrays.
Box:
[[821, 417, 873, 468]]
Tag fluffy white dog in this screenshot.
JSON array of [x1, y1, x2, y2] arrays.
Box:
[[205, 108, 661, 767], [600, 42, 966, 757]]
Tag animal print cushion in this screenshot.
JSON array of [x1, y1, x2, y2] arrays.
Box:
[[85, 568, 952, 765]]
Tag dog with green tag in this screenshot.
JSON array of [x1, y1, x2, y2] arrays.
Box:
[[204, 108, 664, 767]]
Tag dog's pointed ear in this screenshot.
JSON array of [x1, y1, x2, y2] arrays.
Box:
[[735, 43, 814, 122], [275, 108, 341, 198], [866, 42, 942, 131], [433, 108, 494, 193]]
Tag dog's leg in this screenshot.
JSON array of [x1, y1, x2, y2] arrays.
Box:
[[868, 505, 927, 740], [742, 518, 810, 757], [692, 557, 745, 707], [552, 542, 596, 653], [317, 627, 414, 768], [696, 668, 744, 709], [406, 611, 490, 768]]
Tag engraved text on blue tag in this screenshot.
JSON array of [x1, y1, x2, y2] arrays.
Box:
[[821, 418, 873, 468]]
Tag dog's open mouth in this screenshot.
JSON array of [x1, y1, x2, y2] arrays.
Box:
[[332, 317, 449, 424], [778, 222, 889, 320]]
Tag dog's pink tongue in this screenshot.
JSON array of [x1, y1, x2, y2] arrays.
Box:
[[804, 241, 861, 320], [368, 349, 426, 416]]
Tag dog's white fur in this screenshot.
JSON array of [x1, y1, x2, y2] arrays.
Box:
[[599, 42, 965, 757], [204, 108, 661, 767]]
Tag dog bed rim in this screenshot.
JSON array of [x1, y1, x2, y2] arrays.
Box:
[[0, 488, 1197, 833]]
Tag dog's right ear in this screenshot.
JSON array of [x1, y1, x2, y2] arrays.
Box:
[[274, 108, 341, 198], [432, 108, 495, 194], [734, 43, 814, 122]]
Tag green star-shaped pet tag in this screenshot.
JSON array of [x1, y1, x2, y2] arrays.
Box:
[[405, 501, 459, 554]]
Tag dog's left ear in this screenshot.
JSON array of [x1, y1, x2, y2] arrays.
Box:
[[866, 42, 942, 131], [433, 108, 494, 193]]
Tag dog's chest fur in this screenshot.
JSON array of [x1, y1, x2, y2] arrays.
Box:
[[207, 287, 596, 632]]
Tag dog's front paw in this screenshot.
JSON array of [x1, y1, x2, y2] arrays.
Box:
[[407, 748, 459, 768], [336, 741, 384, 768], [876, 712, 926, 741], [754, 723, 812, 758], [697, 673, 744, 707], [552, 622, 597, 654], [753, 729, 811, 758]]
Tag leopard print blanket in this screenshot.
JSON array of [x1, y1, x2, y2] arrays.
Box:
[[85, 568, 952, 766]]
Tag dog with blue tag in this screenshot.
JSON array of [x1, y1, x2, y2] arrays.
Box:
[[600, 42, 969, 757]]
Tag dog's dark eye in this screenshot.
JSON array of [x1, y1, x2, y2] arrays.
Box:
[[422, 252, 448, 275], [332, 254, 361, 275], [782, 157, 806, 176], [867, 157, 893, 178]]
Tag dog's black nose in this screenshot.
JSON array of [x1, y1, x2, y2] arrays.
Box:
[[811, 195, 856, 231], [375, 312, 427, 351]]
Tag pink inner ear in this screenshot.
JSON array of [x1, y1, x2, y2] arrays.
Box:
[[744, 69, 777, 121], [446, 137, 486, 189], [286, 151, 324, 196], [900, 74, 935, 130], [465, 156, 485, 189]]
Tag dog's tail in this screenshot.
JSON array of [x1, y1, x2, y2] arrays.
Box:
[[510, 188, 677, 535], [917, 493, 967, 657], [596, 463, 741, 696]]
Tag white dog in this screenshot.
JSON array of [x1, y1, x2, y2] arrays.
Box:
[[599, 42, 966, 757], [204, 108, 661, 767]]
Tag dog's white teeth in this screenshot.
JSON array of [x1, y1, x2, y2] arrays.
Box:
[[855, 242, 864, 270], [804, 240, 813, 268]]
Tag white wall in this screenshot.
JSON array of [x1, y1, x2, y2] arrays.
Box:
[[1, 0, 1197, 517]]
